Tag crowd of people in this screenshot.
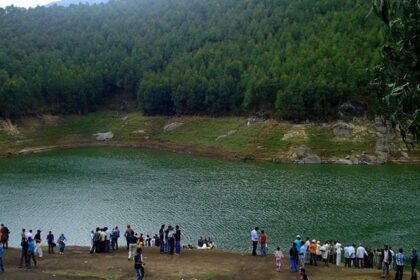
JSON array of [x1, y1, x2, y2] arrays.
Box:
[[89, 226, 121, 254], [0, 222, 417, 280], [13, 228, 67, 269], [250, 228, 418, 280]]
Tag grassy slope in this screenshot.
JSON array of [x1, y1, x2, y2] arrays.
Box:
[[0, 110, 388, 160]]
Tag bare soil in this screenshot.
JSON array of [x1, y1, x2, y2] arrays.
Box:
[[0, 247, 389, 280]]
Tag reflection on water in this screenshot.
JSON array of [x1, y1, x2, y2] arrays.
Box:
[[0, 148, 419, 252]]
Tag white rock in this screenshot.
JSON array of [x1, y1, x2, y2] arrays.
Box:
[[336, 159, 353, 165], [93, 132, 114, 141], [164, 122, 183, 132]]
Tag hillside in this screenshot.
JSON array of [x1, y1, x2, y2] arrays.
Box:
[[47, 0, 108, 7], [0, 0, 382, 121]]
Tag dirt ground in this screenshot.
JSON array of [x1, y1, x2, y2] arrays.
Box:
[[0, 246, 396, 280]]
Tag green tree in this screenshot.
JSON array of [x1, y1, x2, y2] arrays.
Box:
[[371, 0, 420, 146]]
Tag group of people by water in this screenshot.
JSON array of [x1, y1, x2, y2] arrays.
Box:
[[250, 227, 418, 280], [89, 226, 121, 253], [10, 228, 67, 269], [0, 222, 418, 280]]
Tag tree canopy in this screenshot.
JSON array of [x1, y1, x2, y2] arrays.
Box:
[[371, 0, 420, 146], [0, 0, 383, 120]]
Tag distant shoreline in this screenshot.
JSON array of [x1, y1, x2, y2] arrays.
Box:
[[1, 112, 419, 164]]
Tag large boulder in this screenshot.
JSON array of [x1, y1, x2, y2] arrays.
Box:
[[93, 132, 114, 141], [164, 122, 183, 132], [335, 159, 353, 165], [303, 154, 322, 164], [338, 101, 367, 121], [332, 122, 353, 138], [292, 146, 321, 164]]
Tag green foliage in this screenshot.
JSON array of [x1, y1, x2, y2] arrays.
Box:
[[0, 0, 381, 120], [371, 0, 420, 146]]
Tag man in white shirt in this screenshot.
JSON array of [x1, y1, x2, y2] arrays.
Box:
[[25, 229, 33, 240], [250, 227, 259, 256], [345, 244, 355, 268], [356, 243, 368, 268], [335, 240, 342, 266], [304, 237, 311, 264]]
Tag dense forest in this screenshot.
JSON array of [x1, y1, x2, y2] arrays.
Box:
[[47, 0, 109, 7], [0, 0, 383, 120]]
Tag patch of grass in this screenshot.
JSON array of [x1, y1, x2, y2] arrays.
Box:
[[0, 130, 19, 150], [307, 126, 376, 157], [145, 271, 234, 280], [44, 268, 122, 280], [152, 117, 255, 153]]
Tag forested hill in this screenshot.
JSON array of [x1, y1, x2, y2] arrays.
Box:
[[47, 0, 108, 7], [0, 0, 382, 120]]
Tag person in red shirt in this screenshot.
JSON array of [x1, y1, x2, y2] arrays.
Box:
[[260, 230, 268, 256]]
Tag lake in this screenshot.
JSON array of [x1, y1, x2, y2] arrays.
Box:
[[0, 147, 419, 252]]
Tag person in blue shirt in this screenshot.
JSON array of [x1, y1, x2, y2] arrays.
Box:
[[0, 246, 4, 272], [47, 231, 55, 254], [410, 248, 417, 280], [27, 237, 37, 268], [57, 234, 67, 254], [395, 248, 404, 280]]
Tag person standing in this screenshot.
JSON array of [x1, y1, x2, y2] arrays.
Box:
[[350, 244, 356, 268], [124, 225, 134, 250], [128, 234, 138, 260], [19, 235, 28, 268], [104, 227, 111, 252], [250, 227, 259, 256], [112, 226, 120, 251], [320, 241, 329, 266], [335, 240, 342, 266], [134, 248, 145, 280], [47, 231, 54, 254], [395, 248, 404, 280], [294, 235, 302, 252], [260, 230, 267, 256], [309, 240, 317, 266], [381, 245, 392, 278], [356, 243, 368, 268], [390, 247, 395, 272], [174, 225, 181, 255], [0, 245, 4, 272], [290, 243, 299, 272], [27, 238, 37, 268], [90, 228, 101, 254], [57, 234, 67, 254], [304, 237, 311, 264], [274, 246, 284, 271], [159, 224, 165, 253], [34, 230, 43, 258], [299, 243, 306, 268], [0, 224, 10, 249], [167, 226, 175, 255], [164, 225, 170, 253], [410, 248, 417, 280]]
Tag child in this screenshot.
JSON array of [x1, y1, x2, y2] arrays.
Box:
[[57, 234, 67, 254], [299, 267, 309, 280], [274, 246, 284, 271]]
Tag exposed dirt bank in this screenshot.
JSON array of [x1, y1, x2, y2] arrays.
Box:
[[1, 247, 388, 280], [0, 112, 418, 164]]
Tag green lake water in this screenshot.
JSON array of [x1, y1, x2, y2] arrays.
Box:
[[0, 147, 419, 252]]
